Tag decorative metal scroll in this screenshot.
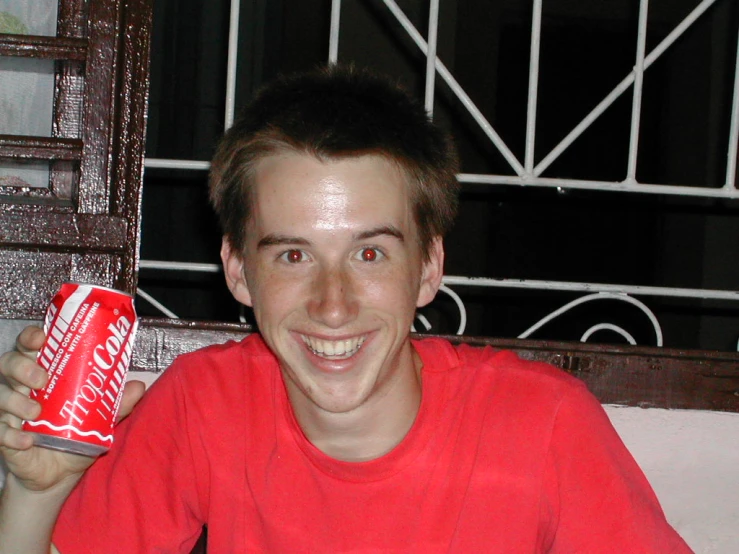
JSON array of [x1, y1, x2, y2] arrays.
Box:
[[413, 288, 664, 347], [138, 265, 739, 349], [412, 284, 467, 335], [516, 292, 663, 346]]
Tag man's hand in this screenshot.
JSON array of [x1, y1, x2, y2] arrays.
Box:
[[0, 326, 145, 554], [0, 326, 145, 492]]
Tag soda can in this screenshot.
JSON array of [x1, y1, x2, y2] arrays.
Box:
[[22, 283, 139, 457]]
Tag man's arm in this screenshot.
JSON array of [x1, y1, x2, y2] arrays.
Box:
[[542, 382, 694, 553], [0, 472, 77, 554]]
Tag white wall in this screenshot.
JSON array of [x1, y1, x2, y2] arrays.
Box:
[[605, 406, 739, 553]]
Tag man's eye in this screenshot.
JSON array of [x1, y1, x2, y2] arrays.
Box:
[[356, 247, 383, 262], [280, 249, 306, 263]]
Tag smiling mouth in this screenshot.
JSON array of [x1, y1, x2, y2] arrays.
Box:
[[301, 334, 367, 360]]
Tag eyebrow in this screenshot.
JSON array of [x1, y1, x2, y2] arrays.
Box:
[[255, 225, 405, 250], [256, 234, 310, 250], [355, 225, 405, 243]]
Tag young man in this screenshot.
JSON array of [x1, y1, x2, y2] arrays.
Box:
[[0, 66, 691, 553]]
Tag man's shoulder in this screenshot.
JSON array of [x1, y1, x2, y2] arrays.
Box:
[[159, 333, 277, 386], [134, 333, 279, 423], [415, 336, 582, 389], [415, 338, 600, 453], [175, 332, 273, 363], [414, 337, 592, 422]]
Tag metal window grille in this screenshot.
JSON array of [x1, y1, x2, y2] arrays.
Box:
[[139, 0, 739, 350]]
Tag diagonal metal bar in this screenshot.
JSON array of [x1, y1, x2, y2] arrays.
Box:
[[380, 0, 525, 175], [726, 23, 739, 190], [525, 0, 543, 173], [136, 288, 179, 319], [534, 0, 721, 177], [424, 0, 440, 116], [224, 0, 241, 130], [626, 0, 650, 182], [329, 0, 342, 63]]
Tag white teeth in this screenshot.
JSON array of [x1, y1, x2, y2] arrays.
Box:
[[301, 335, 366, 359]]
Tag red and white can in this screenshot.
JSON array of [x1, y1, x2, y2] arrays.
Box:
[[22, 283, 139, 457]]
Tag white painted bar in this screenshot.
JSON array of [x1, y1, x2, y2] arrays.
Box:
[[457, 173, 739, 199], [626, 0, 649, 182], [329, 0, 342, 64], [424, 0, 440, 116], [224, 0, 241, 130], [136, 288, 179, 318], [581, 323, 637, 345], [143, 158, 211, 170], [139, 164, 738, 198], [524, 0, 542, 173], [139, 260, 221, 273], [438, 283, 467, 334], [136, 261, 739, 303], [726, 25, 739, 190], [442, 275, 739, 302]]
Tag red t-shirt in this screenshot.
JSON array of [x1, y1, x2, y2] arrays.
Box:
[[54, 335, 692, 553]]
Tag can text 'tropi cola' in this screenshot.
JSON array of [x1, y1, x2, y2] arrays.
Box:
[[22, 283, 139, 457]]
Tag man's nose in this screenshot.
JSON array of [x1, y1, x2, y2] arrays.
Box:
[[307, 265, 359, 329]]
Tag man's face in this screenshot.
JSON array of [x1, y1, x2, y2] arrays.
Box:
[[222, 152, 443, 418]]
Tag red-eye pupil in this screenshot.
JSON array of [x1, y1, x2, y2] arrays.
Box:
[[362, 248, 377, 261], [287, 250, 302, 263]]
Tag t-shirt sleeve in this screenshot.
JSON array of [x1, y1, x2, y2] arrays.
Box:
[[541, 383, 694, 553], [52, 360, 206, 553]]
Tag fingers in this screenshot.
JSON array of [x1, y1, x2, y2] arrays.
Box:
[[0, 382, 40, 452], [0, 326, 47, 394], [0, 421, 35, 451], [0, 349, 48, 393], [0, 385, 41, 423], [16, 325, 45, 356], [116, 380, 146, 422], [0, 326, 48, 443]]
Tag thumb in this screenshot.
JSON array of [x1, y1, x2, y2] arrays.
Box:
[[116, 379, 146, 423]]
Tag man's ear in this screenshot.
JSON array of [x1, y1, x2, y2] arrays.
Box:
[[417, 236, 445, 308], [221, 238, 253, 307]]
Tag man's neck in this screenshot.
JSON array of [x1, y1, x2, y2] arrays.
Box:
[[286, 347, 424, 462]]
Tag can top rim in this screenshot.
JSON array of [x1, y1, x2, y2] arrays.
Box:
[[63, 282, 135, 299]]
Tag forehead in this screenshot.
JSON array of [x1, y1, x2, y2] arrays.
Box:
[[249, 152, 414, 232]]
